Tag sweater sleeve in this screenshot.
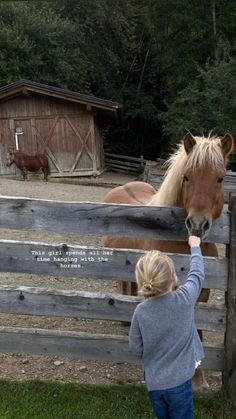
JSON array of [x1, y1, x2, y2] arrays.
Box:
[[178, 246, 205, 305], [129, 309, 143, 358]]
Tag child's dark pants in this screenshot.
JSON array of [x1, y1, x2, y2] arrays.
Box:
[[148, 379, 194, 419]]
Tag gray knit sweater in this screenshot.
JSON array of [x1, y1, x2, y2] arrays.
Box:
[[129, 247, 205, 391]]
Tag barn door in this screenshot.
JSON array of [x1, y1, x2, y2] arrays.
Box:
[[32, 115, 96, 176]]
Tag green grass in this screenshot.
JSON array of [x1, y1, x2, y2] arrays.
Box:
[[0, 380, 235, 419], [194, 392, 236, 419]]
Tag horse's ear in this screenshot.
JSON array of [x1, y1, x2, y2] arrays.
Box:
[[221, 133, 234, 157], [183, 132, 196, 154]]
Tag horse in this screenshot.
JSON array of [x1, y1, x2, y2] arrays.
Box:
[[102, 132, 234, 392], [6, 151, 50, 181]]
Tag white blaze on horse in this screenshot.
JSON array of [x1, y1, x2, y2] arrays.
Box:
[[6, 151, 50, 181], [102, 132, 234, 391]]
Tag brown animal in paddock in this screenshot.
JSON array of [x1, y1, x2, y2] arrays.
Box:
[[102, 132, 234, 392], [6, 151, 50, 181]]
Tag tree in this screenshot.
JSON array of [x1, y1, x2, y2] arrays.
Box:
[[0, 1, 83, 89], [162, 41, 236, 146], [0, 0, 236, 159]]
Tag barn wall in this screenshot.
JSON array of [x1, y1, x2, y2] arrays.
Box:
[[0, 94, 91, 117], [0, 95, 104, 176]]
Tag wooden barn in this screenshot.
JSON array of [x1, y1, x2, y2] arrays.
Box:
[[0, 80, 122, 177]]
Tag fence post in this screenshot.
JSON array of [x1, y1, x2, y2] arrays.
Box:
[[223, 194, 236, 398], [143, 160, 152, 182]]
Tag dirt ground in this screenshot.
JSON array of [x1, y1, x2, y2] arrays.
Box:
[[0, 174, 224, 391]]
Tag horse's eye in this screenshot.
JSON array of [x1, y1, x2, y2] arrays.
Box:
[[183, 175, 189, 182], [217, 177, 224, 183]]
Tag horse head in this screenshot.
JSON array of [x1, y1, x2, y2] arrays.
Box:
[[181, 133, 234, 238], [6, 151, 15, 167], [149, 132, 234, 239]]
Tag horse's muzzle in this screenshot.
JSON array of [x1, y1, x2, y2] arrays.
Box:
[[185, 215, 212, 239]]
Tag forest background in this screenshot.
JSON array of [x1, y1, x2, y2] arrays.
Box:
[[0, 0, 235, 167]]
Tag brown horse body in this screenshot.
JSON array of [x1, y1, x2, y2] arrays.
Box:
[[6, 151, 50, 181], [102, 132, 234, 391]]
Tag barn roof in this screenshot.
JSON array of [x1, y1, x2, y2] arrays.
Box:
[[0, 80, 123, 125]]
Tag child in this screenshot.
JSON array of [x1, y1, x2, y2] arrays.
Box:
[[129, 236, 204, 419]]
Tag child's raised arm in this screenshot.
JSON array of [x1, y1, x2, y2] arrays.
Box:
[[178, 235, 204, 304]]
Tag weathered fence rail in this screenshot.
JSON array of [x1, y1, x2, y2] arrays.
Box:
[[0, 194, 235, 397], [105, 152, 145, 174], [0, 196, 230, 243]]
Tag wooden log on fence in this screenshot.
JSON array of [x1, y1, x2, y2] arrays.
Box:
[[0, 326, 224, 370], [105, 158, 144, 169], [105, 153, 145, 174], [105, 153, 145, 163], [104, 164, 139, 173], [0, 240, 228, 289], [0, 285, 226, 332], [223, 194, 236, 398], [0, 197, 230, 244]]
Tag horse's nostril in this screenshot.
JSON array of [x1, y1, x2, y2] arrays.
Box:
[[185, 217, 192, 231], [202, 219, 210, 232]]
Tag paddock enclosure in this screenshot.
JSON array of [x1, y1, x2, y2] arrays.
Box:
[[0, 191, 235, 398]]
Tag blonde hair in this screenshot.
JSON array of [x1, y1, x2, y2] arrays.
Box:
[[135, 250, 178, 298]]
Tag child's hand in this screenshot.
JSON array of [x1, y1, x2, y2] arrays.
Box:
[[188, 235, 201, 248]]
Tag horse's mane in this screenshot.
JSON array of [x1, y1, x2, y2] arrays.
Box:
[[148, 135, 225, 207]]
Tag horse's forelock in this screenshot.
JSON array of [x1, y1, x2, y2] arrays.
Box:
[[185, 136, 225, 170]]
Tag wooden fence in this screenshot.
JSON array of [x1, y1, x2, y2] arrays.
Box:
[[105, 152, 145, 174], [144, 162, 236, 203], [0, 195, 235, 397]]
